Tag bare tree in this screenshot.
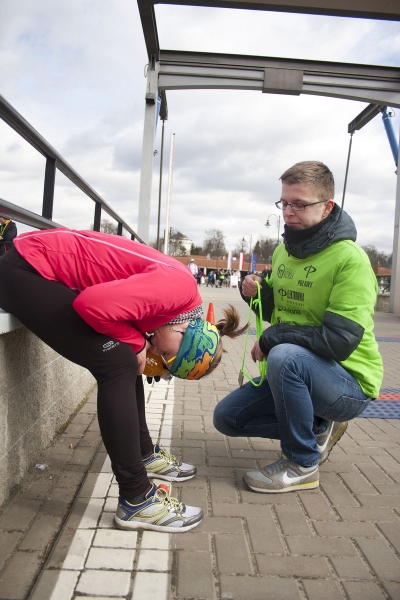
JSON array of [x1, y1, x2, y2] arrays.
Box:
[[90, 219, 118, 235], [235, 236, 279, 264], [203, 229, 227, 258], [361, 245, 391, 268], [190, 243, 203, 255], [258, 236, 280, 263]]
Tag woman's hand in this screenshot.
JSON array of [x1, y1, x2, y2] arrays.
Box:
[[242, 274, 262, 297], [251, 341, 267, 363]]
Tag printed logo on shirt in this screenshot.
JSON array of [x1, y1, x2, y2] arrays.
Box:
[[276, 316, 297, 325], [102, 341, 120, 352], [304, 265, 317, 278], [277, 264, 295, 279], [278, 289, 304, 302], [277, 305, 301, 315], [297, 279, 313, 288], [297, 265, 317, 287]]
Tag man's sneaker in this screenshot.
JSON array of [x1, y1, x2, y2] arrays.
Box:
[[114, 483, 203, 532], [317, 421, 348, 464], [244, 456, 319, 493], [143, 445, 196, 482]]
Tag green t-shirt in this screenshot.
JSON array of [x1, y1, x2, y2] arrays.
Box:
[[270, 240, 383, 398]]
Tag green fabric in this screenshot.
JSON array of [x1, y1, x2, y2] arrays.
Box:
[[270, 240, 383, 397]]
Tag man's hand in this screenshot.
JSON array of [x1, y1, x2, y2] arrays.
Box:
[[251, 341, 267, 363], [241, 274, 262, 297]]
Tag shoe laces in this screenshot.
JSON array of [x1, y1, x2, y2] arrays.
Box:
[[265, 456, 288, 474], [155, 486, 183, 515], [158, 446, 178, 465]]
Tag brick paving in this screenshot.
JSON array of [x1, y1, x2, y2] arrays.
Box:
[[0, 286, 399, 600]]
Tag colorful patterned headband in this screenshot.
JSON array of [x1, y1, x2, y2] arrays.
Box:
[[169, 319, 220, 380]]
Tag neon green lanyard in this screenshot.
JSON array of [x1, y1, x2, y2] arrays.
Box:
[[239, 281, 267, 387]]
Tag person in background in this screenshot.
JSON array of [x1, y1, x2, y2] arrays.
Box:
[[188, 258, 198, 279], [0, 228, 246, 532], [206, 270, 215, 287], [214, 161, 383, 494], [0, 214, 17, 256]]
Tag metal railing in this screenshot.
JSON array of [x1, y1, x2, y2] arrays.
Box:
[[0, 95, 145, 242]]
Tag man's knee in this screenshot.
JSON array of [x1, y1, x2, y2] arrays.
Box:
[[268, 343, 306, 367], [213, 401, 225, 433], [213, 398, 236, 435]]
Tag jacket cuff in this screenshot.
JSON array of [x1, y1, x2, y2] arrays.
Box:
[[136, 340, 146, 354], [258, 336, 269, 355]]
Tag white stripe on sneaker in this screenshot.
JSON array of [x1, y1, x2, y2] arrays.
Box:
[[317, 422, 334, 453]]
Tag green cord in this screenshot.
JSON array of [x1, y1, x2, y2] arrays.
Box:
[[239, 281, 267, 387]]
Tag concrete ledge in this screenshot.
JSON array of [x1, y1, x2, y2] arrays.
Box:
[[0, 310, 22, 335], [0, 326, 96, 508]]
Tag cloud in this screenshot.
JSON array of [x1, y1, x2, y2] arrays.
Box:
[[1, 1, 399, 256]]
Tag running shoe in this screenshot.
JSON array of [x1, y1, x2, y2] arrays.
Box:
[[143, 444, 196, 482], [317, 421, 348, 464], [114, 483, 203, 532], [244, 456, 319, 493]]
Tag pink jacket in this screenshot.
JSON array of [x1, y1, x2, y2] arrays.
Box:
[[14, 228, 202, 352]]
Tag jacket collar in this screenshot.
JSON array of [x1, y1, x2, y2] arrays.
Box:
[[282, 204, 357, 259]]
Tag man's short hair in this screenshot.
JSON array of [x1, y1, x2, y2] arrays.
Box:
[[279, 161, 335, 200]]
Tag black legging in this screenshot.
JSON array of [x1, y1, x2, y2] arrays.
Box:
[[0, 247, 153, 501]]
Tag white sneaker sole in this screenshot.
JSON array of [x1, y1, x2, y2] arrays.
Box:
[[246, 480, 319, 493], [113, 515, 203, 533], [147, 472, 196, 482]]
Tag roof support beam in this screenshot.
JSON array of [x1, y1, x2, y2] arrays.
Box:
[[151, 0, 400, 22], [157, 51, 400, 107]]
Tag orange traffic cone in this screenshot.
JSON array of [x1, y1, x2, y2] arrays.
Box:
[[206, 302, 216, 324]]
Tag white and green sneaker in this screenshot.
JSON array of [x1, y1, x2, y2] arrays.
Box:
[[244, 456, 319, 493], [114, 483, 203, 532], [143, 445, 197, 482]]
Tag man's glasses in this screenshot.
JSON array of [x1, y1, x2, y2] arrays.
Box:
[[275, 199, 329, 211]]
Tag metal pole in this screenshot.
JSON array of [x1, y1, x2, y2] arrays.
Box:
[[42, 157, 56, 220], [341, 132, 354, 209], [248, 234, 252, 271], [266, 215, 280, 243], [389, 123, 400, 314], [164, 133, 175, 254], [382, 107, 399, 167], [156, 119, 166, 250], [138, 58, 159, 243]]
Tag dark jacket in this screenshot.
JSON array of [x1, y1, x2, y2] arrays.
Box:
[[0, 220, 17, 256]]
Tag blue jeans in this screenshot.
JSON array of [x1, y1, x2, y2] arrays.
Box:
[[213, 344, 371, 467]]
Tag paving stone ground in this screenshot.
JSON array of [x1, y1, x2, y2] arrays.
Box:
[[0, 286, 399, 600]]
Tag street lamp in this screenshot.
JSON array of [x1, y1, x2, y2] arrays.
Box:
[[265, 214, 281, 244], [242, 233, 253, 271]]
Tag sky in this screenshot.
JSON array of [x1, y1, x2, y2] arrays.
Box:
[[1, 0, 399, 256]]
